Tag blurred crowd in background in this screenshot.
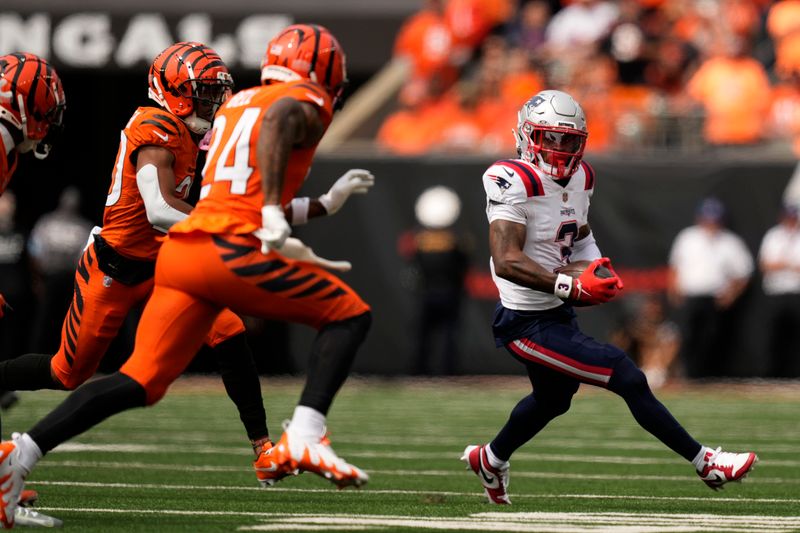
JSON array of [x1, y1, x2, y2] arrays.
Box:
[[378, 0, 800, 156]]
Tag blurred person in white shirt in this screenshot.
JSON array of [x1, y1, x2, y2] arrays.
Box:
[[758, 203, 800, 378], [668, 197, 753, 378]]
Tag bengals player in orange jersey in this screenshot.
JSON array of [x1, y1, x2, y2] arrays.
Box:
[[0, 26, 374, 523], [0, 53, 65, 320], [0, 43, 295, 527]]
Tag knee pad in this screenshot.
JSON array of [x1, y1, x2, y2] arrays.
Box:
[[324, 310, 372, 339], [608, 356, 649, 395], [533, 391, 574, 417]]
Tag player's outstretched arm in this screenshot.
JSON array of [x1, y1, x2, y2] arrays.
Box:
[[284, 169, 375, 225], [256, 97, 325, 250]]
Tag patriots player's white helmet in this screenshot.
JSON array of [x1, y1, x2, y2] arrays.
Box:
[[514, 90, 587, 180]]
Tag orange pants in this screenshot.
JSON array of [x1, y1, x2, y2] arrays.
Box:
[[51, 240, 245, 389], [121, 232, 370, 404]]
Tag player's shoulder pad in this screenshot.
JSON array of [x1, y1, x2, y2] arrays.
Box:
[[281, 80, 333, 122], [125, 107, 186, 151], [579, 160, 596, 191], [482, 159, 544, 204]]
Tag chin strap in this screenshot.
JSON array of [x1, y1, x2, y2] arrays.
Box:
[[183, 112, 211, 135]]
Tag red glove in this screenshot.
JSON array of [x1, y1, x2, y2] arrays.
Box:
[[0, 293, 6, 319], [570, 257, 623, 305]]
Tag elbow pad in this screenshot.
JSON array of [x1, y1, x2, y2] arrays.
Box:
[[571, 231, 601, 262], [136, 164, 187, 232]]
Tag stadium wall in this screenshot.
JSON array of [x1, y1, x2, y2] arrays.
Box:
[[286, 155, 795, 377]]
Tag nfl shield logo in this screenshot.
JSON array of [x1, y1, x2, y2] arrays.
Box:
[[563, 192, 569, 202]]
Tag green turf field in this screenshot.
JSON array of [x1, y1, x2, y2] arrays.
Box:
[[4, 377, 799, 532]]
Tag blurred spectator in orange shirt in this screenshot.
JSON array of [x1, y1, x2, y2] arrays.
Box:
[[687, 35, 771, 145], [377, 82, 460, 156], [445, 0, 501, 57], [767, 0, 800, 79], [394, 0, 457, 88], [721, 0, 762, 40], [433, 82, 485, 152]]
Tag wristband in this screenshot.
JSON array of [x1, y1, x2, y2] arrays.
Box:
[[554, 273, 574, 299], [290, 197, 310, 225]]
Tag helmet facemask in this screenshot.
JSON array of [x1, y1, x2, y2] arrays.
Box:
[[527, 123, 586, 179], [179, 73, 233, 135]]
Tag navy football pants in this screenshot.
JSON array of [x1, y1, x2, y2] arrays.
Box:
[[490, 308, 701, 463]]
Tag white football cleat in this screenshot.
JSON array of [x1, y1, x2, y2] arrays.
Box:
[[697, 447, 758, 490], [273, 424, 368, 488], [14, 507, 63, 528], [461, 444, 511, 504]]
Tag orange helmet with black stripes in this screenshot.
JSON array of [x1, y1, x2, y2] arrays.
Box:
[[147, 42, 234, 135], [261, 24, 348, 109], [0, 53, 65, 159]]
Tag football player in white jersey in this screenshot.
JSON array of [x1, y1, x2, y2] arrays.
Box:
[[460, 90, 758, 504]]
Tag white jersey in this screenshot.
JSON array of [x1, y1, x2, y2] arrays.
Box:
[[483, 158, 597, 310]]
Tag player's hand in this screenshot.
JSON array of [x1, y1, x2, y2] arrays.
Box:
[[279, 237, 352, 272], [318, 169, 375, 215], [257, 205, 291, 253], [570, 258, 623, 305]]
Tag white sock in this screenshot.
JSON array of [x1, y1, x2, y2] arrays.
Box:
[[289, 406, 326, 440], [13, 433, 43, 476], [692, 445, 714, 471], [484, 444, 508, 469]]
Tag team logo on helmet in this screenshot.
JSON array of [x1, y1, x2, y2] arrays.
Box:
[[260, 24, 349, 110]]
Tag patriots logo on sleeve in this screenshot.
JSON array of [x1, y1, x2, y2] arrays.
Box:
[[488, 174, 513, 191]]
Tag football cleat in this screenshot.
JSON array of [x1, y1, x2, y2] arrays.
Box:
[[697, 447, 758, 490], [0, 440, 25, 528], [273, 424, 368, 488], [13, 507, 62, 528], [253, 440, 298, 487], [461, 444, 511, 505]]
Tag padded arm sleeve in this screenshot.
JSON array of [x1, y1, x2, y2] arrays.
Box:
[[571, 231, 602, 262], [136, 163, 188, 233]]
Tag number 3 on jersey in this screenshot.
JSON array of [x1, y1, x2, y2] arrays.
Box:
[[556, 220, 578, 261], [203, 107, 261, 195]]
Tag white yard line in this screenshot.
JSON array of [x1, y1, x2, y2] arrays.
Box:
[[25, 480, 800, 505], [24, 508, 800, 533], [51, 442, 800, 467], [37, 459, 798, 485]]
